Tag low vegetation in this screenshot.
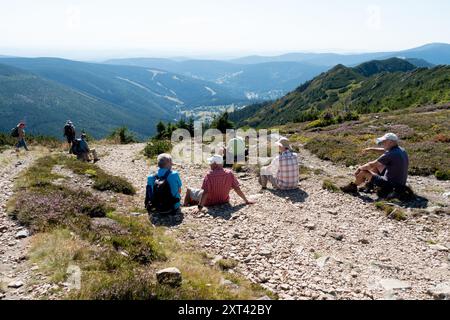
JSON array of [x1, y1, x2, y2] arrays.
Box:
[[375, 201, 407, 221], [144, 139, 173, 159], [286, 105, 450, 180], [322, 179, 341, 193], [107, 127, 138, 145], [12, 152, 271, 300], [0, 132, 61, 152]]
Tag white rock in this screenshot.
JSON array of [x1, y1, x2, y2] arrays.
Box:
[[8, 280, 24, 289], [15, 230, 29, 239], [156, 267, 182, 287], [378, 279, 411, 291]]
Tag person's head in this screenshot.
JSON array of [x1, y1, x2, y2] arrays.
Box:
[[67, 120, 73, 125], [207, 155, 224, 170], [275, 137, 291, 153], [376, 133, 399, 150], [81, 133, 87, 140], [18, 122, 26, 128], [157, 153, 173, 169]]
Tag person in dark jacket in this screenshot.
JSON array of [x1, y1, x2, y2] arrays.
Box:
[[341, 133, 410, 198], [64, 120, 76, 153]]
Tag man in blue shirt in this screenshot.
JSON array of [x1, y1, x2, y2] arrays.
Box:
[[146, 153, 182, 215]]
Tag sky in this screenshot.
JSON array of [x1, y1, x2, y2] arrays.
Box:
[[0, 0, 449, 60]]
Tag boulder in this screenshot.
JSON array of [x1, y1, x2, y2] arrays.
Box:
[[15, 230, 29, 239], [156, 267, 182, 287]]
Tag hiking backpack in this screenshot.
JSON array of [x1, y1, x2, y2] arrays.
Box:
[[71, 139, 82, 155], [146, 170, 179, 214], [64, 124, 75, 137], [10, 127, 19, 138]]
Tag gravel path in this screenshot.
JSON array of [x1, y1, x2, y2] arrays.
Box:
[[0, 150, 36, 300], [95, 143, 449, 300]]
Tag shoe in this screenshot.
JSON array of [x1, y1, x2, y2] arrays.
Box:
[[94, 159, 100, 163], [340, 182, 358, 194]]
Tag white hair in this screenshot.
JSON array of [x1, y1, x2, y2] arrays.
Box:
[[157, 153, 172, 168]]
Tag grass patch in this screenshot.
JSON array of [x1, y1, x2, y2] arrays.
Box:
[[375, 202, 407, 221], [217, 259, 238, 271], [62, 157, 136, 195], [322, 179, 341, 193]]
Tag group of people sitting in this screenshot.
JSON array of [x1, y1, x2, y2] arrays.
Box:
[[64, 120, 100, 163], [145, 132, 409, 216]]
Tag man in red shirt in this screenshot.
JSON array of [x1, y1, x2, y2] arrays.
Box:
[[184, 155, 255, 213]]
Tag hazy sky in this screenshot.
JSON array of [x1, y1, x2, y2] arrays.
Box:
[[1, 0, 449, 59]]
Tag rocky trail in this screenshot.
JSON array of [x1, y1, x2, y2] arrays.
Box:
[[0, 150, 36, 300], [95, 143, 449, 300], [0, 142, 449, 300]]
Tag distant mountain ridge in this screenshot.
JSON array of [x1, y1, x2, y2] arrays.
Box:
[[229, 43, 450, 66], [0, 63, 142, 138], [229, 58, 450, 127]]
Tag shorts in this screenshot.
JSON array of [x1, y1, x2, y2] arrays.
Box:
[[189, 188, 204, 202], [372, 175, 396, 194]]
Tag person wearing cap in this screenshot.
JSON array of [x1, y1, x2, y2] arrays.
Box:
[[341, 133, 409, 197], [64, 120, 76, 153], [258, 137, 299, 190], [15, 122, 29, 153], [184, 155, 255, 212], [74, 133, 99, 163]]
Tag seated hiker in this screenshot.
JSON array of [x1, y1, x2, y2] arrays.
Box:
[[184, 155, 255, 213], [259, 137, 299, 190], [341, 133, 410, 198], [12, 122, 29, 153], [72, 134, 99, 163], [145, 153, 182, 215], [223, 134, 248, 167], [63, 120, 76, 153]]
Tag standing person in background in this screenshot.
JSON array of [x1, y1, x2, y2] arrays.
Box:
[[63, 120, 76, 153], [13, 122, 29, 153]]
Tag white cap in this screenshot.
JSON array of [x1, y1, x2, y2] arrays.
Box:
[[207, 155, 224, 165], [275, 137, 291, 149], [376, 133, 399, 145]]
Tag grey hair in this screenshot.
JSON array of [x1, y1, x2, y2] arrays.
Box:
[[157, 153, 172, 168]]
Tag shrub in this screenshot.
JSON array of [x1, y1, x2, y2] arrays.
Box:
[[435, 170, 450, 181], [108, 127, 137, 144], [144, 139, 173, 158], [10, 187, 107, 234]]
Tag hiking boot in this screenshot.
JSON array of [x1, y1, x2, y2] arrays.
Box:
[[358, 182, 375, 193], [340, 182, 358, 194]]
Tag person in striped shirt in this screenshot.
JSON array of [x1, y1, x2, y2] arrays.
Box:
[[184, 155, 255, 213], [259, 137, 299, 190]]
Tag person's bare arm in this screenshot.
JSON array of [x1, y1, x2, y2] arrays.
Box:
[[362, 147, 385, 155], [233, 186, 255, 205], [355, 160, 381, 175]]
